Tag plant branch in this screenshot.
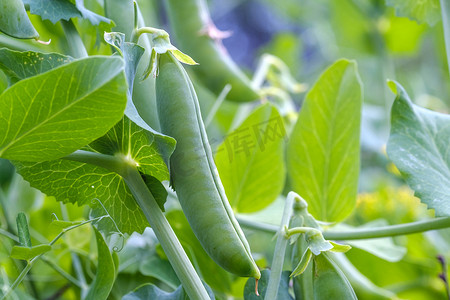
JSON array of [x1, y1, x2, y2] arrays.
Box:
[[323, 217, 450, 240], [60, 19, 88, 58], [121, 166, 210, 300], [264, 192, 296, 300], [238, 215, 450, 240]]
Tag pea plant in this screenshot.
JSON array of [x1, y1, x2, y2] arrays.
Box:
[[0, 0, 449, 299]]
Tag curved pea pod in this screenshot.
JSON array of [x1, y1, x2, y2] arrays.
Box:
[[165, 0, 259, 102], [0, 0, 39, 39], [155, 51, 260, 279], [313, 253, 357, 300]]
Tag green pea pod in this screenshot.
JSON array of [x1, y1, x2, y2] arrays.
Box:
[[313, 253, 357, 300], [155, 52, 260, 279], [165, 0, 259, 102], [0, 0, 39, 39]]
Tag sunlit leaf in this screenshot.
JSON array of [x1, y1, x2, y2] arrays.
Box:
[[0, 56, 127, 162], [287, 59, 362, 222], [216, 103, 286, 213]]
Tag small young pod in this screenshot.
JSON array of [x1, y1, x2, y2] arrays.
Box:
[[155, 51, 260, 279], [313, 253, 357, 300], [165, 0, 259, 102]]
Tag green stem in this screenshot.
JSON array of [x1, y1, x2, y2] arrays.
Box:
[[60, 20, 88, 58], [0, 228, 19, 243], [40, 256, 81, 287], [121, 166, 210, 300], [441, 0, 450, 80], [1, 216, 101, 300], [238, 215, 450, 240], [204, 84, 231, 128], [323, 217, 450, 240], [64, 150, 210, 300], [237, 217, 279, 234], [264, 192, 296, 300]]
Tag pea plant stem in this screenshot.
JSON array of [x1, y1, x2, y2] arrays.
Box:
[[323, 217, 450, 240], [60, 20, 88, 58], [238, 215, 450, 240], [264, 192, 295, 300], [121, 166, 211, 300], [64, 150, 211, 300]]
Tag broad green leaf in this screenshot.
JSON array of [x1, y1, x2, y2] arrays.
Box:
[[215, 103, 286, 213], [244, 270, 293, 300], [0, 56, 127, 162], [122, 282, 215, 300], [23, 0, 81, 24], [15, 117, 173, 235], [386, 81, 450, 216], [139, 255, 180, 289], [0, 0, 39, 39], [10, 244, 51, 261], [16, 212, 31, 247], [386, 0, 440, 26], [287, 59, 362, 222], [0, 48, 73, 85], [85, 227, 116, 300]]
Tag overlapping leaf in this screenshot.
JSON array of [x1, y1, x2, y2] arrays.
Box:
[[386, 0, 441, 26], [0, 48, 73, 85], [215, 103, 286, 213], [0, 56, 127, 162], [387, 81, 450, 216], [16, 117, 173, 234], [287, 59, 362, 222]]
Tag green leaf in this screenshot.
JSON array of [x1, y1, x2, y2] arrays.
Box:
[[0, 48, 73, 85], [141, 174, 168, 211], [10, 244, 51, 261], [0, 56, 127, 162], [138, 255, 180, 289], [305, 230, 333, 256], [50, 219, 82, 230], [329, 241, 351, 253], [287, 59, 362, 222], [75, 0, 113, 27], [244, 269, 293, 300], [0, 0, 39, 39], [23, 0, 82, 24], [387, 81, 450, 217], [85, 227, 116, 300], [122, 282, 215, 300], [16, 212, 31, 247], [386, 0, 441, 26], [215, 103, 286, 213], [291, 249, 313, 277], [15, 117, 173, 235]]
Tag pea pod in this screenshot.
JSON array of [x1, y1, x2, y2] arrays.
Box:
[[155, 51, 260, 278], [313, 253, 357, 300], [165, 0, 259, 102]]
